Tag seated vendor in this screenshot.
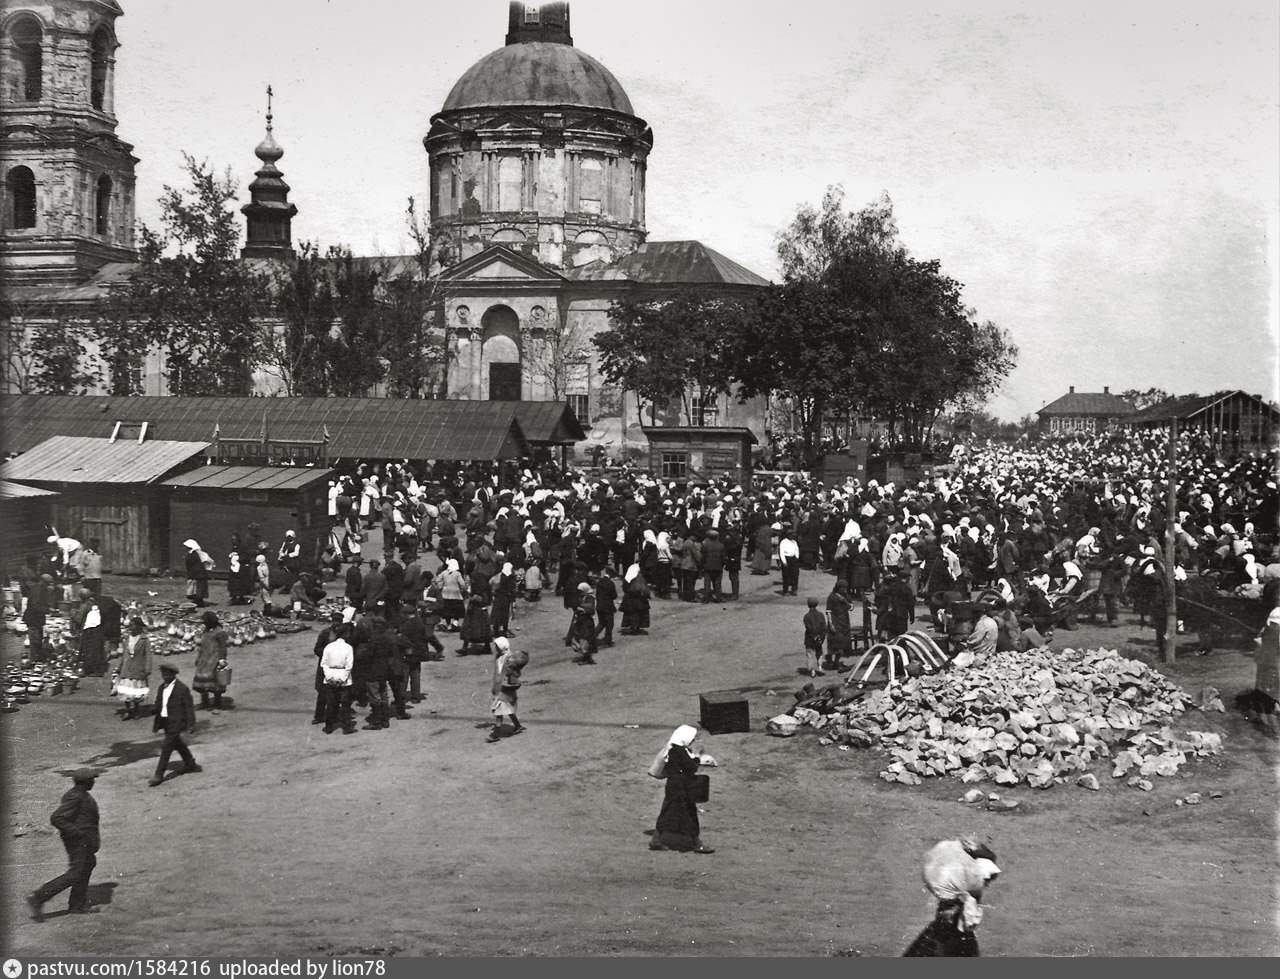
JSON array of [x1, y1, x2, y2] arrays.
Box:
[[963, 604, 1000, 658]]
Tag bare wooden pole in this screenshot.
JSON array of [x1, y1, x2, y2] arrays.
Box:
[[1163, 417, 1178, 664]]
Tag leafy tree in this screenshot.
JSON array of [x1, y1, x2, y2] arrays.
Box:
[[266, 241, 336, 396], [328, 248, 387, 397], [380, 198, 452, 399], [1120, 387, 1170, 411], [741, 188, 1017, 461], [28, 320, 100, 394], [732, 279, 866, 462], [595, 291, 741, 424], [526, 311, 593, 401], [99, 154, 270, 395]]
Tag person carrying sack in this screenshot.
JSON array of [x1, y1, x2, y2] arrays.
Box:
[[648, 725, 715, 854]]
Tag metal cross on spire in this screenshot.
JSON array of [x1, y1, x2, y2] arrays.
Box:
[[265, 84, 273, 131]]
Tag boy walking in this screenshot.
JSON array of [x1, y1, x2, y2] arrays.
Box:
[[803, 597, 828, 677]]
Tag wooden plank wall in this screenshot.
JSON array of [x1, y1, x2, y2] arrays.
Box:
[[169, 490, 328, 577], [52, 496, 154, 575]]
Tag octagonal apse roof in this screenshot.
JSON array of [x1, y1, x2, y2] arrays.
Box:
[[441, 42, 635, 115]]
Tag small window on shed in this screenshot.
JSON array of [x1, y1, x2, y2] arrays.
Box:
[[95, 174, 112, 236], [525, 5, 541, 23], [660, 452, 688, 480], [6, 165, 36, 229]]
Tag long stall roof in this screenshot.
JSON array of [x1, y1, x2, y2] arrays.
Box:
[[0, 437, 210, 485], [162, 465, 335, 492], [0, 396, 542, 460]]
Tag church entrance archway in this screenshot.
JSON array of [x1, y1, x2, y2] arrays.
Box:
[[481, 305, 522, 401]]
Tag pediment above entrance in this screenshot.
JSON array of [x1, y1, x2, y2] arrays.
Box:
[[442, 244, 566, 283]]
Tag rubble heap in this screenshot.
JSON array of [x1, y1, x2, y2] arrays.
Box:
[[793, 647, 1224, 789]]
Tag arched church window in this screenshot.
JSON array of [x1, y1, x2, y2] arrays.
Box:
[[6, 15, 43, 102], [578, 158, 602, 214], [95, 174, 113, 237], [5, 165, 37, 230], [491, 228, 526, 244], [498, 156, 522, 212], [90, 27, 111, 110]]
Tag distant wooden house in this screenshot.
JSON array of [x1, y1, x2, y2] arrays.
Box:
[[1036, 387, 1136, 435], [1127, 390, 1280, 457]]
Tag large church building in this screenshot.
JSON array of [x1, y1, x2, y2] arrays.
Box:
[[1, 1, 772, 450]]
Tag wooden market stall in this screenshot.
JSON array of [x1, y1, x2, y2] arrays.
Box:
[[641, 426, 757, 490], [0, 480, 59, 579], [0, 436, 210, 574], [162, 465, 335, 576]]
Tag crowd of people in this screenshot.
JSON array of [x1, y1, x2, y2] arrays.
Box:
[[13, 427, 1279, 939]]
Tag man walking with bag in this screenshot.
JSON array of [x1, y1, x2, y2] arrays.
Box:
[[26, 768, 102, 920], [149, 665, 201, 786]]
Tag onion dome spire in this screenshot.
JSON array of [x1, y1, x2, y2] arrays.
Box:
[[241, 85, 298, 260]]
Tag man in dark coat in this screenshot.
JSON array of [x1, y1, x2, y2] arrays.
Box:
[[149, 665, 200, 786], [594, 571, 618, 647], [700, 529, 726, 603], [344, 559, 364, 611], [875, 568, 916, 639], [27, 768, 102, 920], [722, 523, 743, 600], [361, 560, 387, 611], [24, 573, 54, 662], [356, 615, 394, 730], [382, 555, 405, 618]]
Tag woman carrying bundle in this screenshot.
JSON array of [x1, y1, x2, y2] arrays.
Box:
[[648, 724, 715, 854]]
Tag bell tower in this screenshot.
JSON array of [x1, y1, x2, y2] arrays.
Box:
[[240, 86, 297, 261], [0, 0, 138, 286]]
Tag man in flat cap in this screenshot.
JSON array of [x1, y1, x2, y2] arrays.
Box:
[[26, 767, 101, 921], [150, 664, 200, 787]]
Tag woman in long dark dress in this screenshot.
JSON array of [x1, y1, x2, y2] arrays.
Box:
[[825, 581, 852, 668], [751, 522, 773, 575], [619, 564, 651, 635], [192, 611, 229, 710], [650, 724, 714, 853]]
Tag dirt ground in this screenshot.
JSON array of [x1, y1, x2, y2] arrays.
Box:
[[3, 542, 1278, 957]]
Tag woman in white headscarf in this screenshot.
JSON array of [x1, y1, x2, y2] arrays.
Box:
[[183, 539, 212, 608], [654, 531, 674, 599], [649, 724, 714, 853], [903, 838, 1001, 956], [620, 563, 651, 635], [490, 561, 517, 638], [437, 558, 468, 630]]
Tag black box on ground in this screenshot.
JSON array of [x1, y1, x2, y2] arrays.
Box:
[[699, 690, 750, 734]]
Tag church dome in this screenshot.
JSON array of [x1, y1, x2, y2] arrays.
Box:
[[441, 42, 634, 115]]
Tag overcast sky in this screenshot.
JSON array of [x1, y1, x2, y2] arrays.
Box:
[[116, 0, 1279, 420]]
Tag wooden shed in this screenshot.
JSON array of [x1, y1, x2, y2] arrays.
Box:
[[162, 465, 334, 576], [0, 436, 209, 574], [1127, 390, 1280, 457], [0, 480, 59, 580], [641, 426, 757, 490]]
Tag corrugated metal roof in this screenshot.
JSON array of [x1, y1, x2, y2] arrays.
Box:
[[0, 480, 60, 499], [512, 402, 587, 444], [162, 465, 335, 492], [0, 437, 209, 485], [1036, 391, 1136, 417], [568, 240, 771, 287], [1127, 390, 1280, 425], [0, 396, 531, 461]]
